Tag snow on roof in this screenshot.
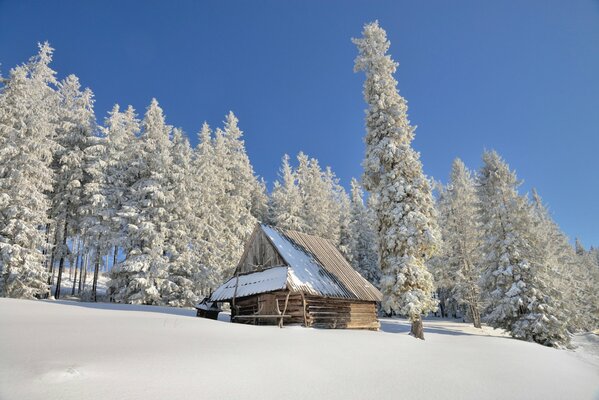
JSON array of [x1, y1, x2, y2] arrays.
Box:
[[210, 266, 289, 302], [210, 224, 382, 302], [262, 225, 355, 299]]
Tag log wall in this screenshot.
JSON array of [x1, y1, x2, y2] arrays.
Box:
[[232, 290, 379, 330]]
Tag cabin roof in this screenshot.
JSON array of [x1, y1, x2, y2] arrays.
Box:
[[210, 224, 382, 302]]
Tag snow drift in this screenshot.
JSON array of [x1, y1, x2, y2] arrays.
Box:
[[0, 298, 597, 400]]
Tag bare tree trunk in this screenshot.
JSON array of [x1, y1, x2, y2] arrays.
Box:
[[81, 254, 88, 293], [42, 223, 50, 268], [112, 246, 118, 269], [77, 247, 86, 294], [47, 223, 60, 285], [54, 221, 69, 299], [92, 252, 100, 302], [71, 239, 81, 296], [69, 238, 78, 281], [410, 317, 425, 340]]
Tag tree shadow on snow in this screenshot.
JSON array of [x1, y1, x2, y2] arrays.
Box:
[[380, 318, 473, 337], [42, 299, 197, 318]]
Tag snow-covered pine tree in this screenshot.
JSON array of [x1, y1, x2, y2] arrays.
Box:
[[328, 170, 352, 261], [221, 112, 259, 240], [477, 151, 569, 347], [529, 189, 594, 332], [0, 43, 57, 298], [78, 119, 108, 301], [437, 159, 482, 327], [268, 154, 307, 232], [348, 178, 380, 286], [160, 128, 198, 307], [209, 112, 260, 277], [190, 122, 227, 291], [50, 75, 96, 299], [109, 99, 173, 305], [296, 153, 332, 239], [102, 104, 140, 268], [353, 21, 439, 339]]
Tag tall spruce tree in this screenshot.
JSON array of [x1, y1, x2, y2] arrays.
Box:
[[477, 151, 568, 347], [102, 105, 140, 268], [348, 178, 380, 286], [0, 43, 57, 298], [51, 75, 96, 299], [353, 21, 439, 339], [437, 159, 482, 327], [160, 128, 198, 307], [268, 154, 307, 232], [109, 99, 172, 304]]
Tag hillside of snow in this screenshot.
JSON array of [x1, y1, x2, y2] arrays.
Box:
[[0, 298, 597, 400]]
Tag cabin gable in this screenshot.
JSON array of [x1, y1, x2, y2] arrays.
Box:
[[237, 227, 286, 274]]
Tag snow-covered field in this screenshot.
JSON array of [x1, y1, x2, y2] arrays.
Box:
[[0, 299, 597, 400]]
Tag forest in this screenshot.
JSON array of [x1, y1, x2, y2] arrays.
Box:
[[1, 22, 598, 349]]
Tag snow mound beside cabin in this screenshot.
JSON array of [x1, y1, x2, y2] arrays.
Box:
[[0, 298, 597, 400]]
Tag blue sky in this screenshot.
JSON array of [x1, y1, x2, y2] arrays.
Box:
[[1, 0, 598, 247]]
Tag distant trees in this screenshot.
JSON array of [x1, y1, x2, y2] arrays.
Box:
[[353, 21, 439, 340]]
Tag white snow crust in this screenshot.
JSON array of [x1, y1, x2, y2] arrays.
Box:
[[1, 299, 598, 400]]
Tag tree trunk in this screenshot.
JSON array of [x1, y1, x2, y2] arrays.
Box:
[[410, 317, 425, 340], [47, 224, 60, 285], [54, 221, 69, 299], [92, 252, 100, 302], [77, 248, 85, 294], [112, 246, 119, 270], [71, 239, 81, 296], [81, 253, 89, 293]]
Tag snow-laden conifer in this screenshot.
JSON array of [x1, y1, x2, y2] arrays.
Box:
[[50, 75, 96, 299], [0, 43, 57, 298], [109, 99, 172, 305], [348, 178, 380, 286], [102, 105, 140, 266], [269, 154, 307, 232], [437, 159, 482, 327], [190, 122, 228, 291], [160, 128, 199, 307], [353, 21, 439, 339], [478, 151, 569, 347]]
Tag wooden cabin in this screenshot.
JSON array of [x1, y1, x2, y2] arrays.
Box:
[[208, 224, 382, 330]]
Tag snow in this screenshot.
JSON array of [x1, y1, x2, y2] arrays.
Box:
[[1, 298, 597, 400], [210, 266, 288, 301], [262, 224, 353, 298]]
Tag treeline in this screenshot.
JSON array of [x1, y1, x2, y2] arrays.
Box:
[[353, 21, 599, 347], [0, 43, 378, 306], [429, 154, 599, 346]]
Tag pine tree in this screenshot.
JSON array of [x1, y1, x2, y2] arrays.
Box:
[[437, 159, 482, 327], [50, 75, 96, 299], [0, 43, 57, 298], [160, 128, 198, 307], [268, 154, 307, 232], [190, 122, 227, 291], [102, 104, 140, 268], [348, 178, 380, 286], [79, 125, 108, 301], [109, 99, 172, 305], [478, 151, 568, 347], [353, 21, 439, 339], [296, 153, 331, 239]]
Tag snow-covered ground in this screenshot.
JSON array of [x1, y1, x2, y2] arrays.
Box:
[[0, 299, 597, 400]]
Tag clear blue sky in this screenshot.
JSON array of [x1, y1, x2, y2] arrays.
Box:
[[1, 0, 598, 247]]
